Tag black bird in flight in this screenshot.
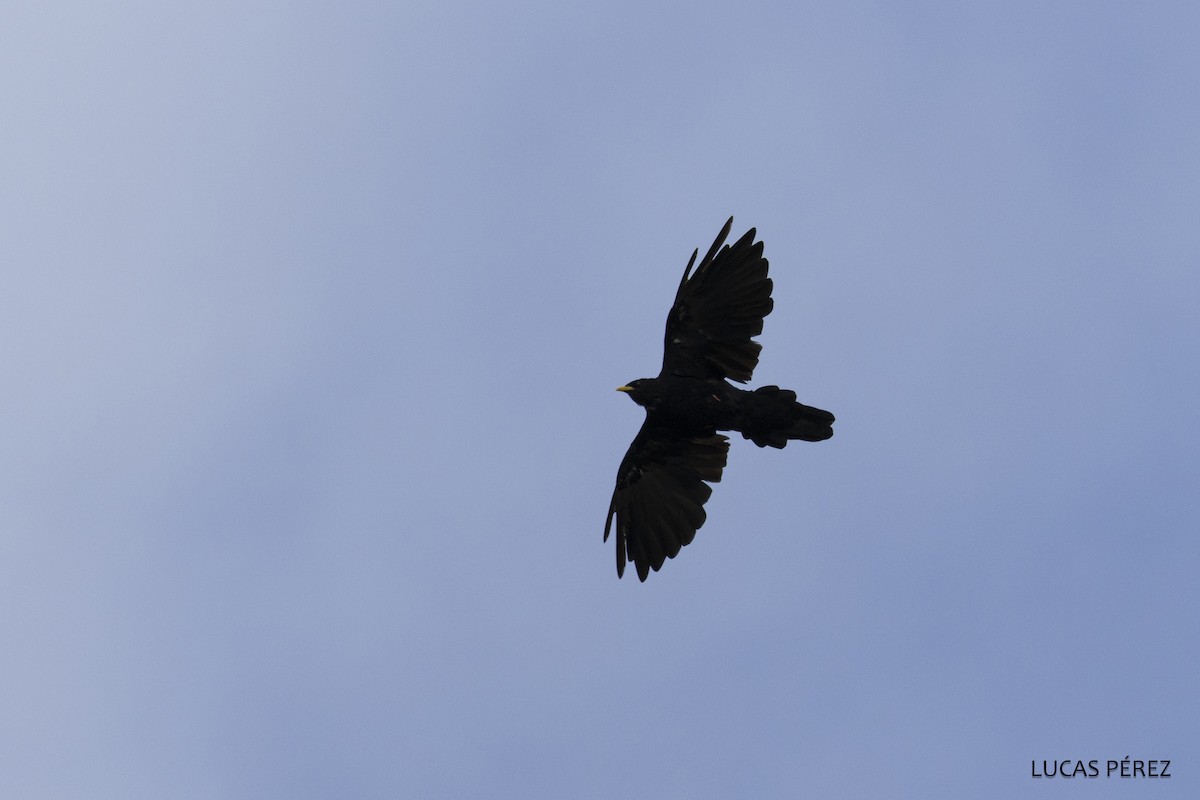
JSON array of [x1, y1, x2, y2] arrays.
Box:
[[604, 217, 834, 581]]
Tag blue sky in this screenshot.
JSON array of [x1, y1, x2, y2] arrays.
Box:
[[3, 2, 1197, 797]]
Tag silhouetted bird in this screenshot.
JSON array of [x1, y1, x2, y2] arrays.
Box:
[[605, 217, 834, 581]]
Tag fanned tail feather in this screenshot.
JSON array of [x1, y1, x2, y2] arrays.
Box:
[[738, 385, 834, 448]]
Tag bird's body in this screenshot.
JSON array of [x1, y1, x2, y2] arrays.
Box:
[[618, 376, 740, 433], [618, 376, 833, 447], [605, 218, 834, 581]]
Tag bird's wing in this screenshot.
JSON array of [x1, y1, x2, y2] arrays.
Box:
[[604, 424, 729, 580], [661, 217, 774, 383]]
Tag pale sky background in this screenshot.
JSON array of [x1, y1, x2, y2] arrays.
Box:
[[3, 2, 1198, 798]]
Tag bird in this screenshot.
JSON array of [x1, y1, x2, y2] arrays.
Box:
[[604, 217, 834, 581]]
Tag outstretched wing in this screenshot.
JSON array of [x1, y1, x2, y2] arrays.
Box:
[[661, 217, 774, 383], [604, 425, 729, 580]]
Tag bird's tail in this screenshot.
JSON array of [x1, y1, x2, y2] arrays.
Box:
[[739, 385, 834, 448]]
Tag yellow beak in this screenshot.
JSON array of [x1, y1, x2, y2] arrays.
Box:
[[616, 385, 633, 393]]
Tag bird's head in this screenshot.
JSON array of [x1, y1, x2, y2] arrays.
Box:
[[616, 378, 656, 408]]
